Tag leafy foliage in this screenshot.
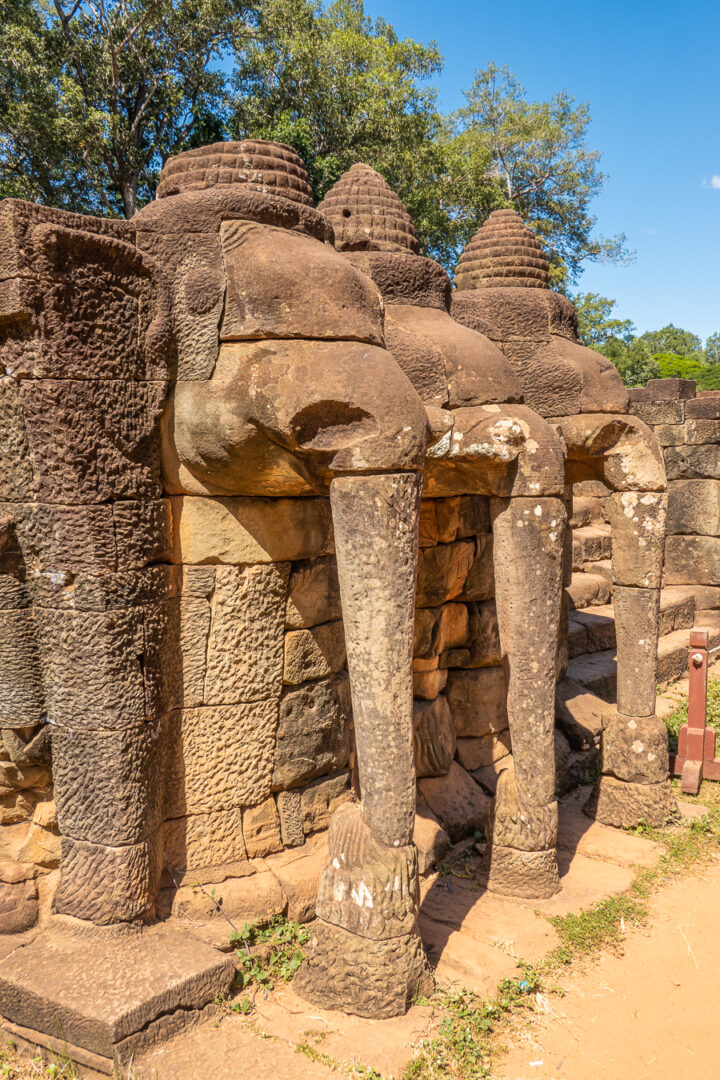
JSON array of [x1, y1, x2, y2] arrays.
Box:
[[231, 914, 309, 991], [0, 0, 255, 216], [639, 324, 704, 360], [653, 354, 720, 389], [447, 65, 631, 285], [573, 291, 635, 347]]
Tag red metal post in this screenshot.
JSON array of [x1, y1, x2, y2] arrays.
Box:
[[670, 628, 720, 792]]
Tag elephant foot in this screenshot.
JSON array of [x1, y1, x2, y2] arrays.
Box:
[[586, 775, 674, 829], [486, 765, 560, 898], [296, 803, 431, 1017], [486, 844, 560, 899], [295, 919, 432, 1018]]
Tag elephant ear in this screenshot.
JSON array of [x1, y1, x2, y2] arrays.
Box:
[[0, 203, 174, 506]]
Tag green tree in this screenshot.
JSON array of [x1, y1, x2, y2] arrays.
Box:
[[599, 336, 660, 387], [638, 324, 704, 361], [230, 0, 446, 251], [0, 0, 254, 217], [446, 64, 631, 285], [572, 292, 635, 348], [705, 332, 720, 364]]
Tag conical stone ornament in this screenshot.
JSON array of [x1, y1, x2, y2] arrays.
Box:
[[156, 139, 314, 206], [455, 208, 550, 290], [318, 163, 419, 253]]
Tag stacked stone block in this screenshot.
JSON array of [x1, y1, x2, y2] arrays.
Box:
[[630, 379, 720, 605]]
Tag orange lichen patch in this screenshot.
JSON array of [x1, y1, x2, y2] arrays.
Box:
[[318, 163, 419, 254], [156, 140, 314, 206], [455, 208, 550, 291]]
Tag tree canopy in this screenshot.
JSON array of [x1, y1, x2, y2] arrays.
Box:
[[0, 0, 254, 217], [0, 0, 628, 284], [573, 292, 635, 348]]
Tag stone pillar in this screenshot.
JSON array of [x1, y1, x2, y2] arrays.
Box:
[[296, 472, 432, 1017], [486, 496, 565, 898]]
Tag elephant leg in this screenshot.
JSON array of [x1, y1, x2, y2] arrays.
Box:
[[295, 471, 432, 1018], [486, 496, 566, 898], [589, 491, 674, 826]]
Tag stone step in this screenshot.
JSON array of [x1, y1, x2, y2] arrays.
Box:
[[570, 495, 607, 529], [566, 610, 720, 700], [572, 525, 612, 570], [567, 589, 696, 660], [566, 572, 613, 611]]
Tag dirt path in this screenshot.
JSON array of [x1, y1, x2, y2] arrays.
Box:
[[496, 860, 720, 1080]]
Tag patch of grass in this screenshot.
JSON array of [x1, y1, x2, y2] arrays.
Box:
[[295, 1030, 384, 1078], [546, 894, 647, 964], [402, 966, 543, 1080], [230, 914, 309, 991], [664, 675, 720, 752], [0, 1042, 81, 1079]]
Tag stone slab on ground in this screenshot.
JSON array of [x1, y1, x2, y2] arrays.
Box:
[[0, 919, 234, 1070]]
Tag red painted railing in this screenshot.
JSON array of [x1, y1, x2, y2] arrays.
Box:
[[669, 629, 720, 794]]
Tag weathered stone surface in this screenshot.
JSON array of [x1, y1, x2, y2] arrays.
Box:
[[455, 730, 512, 771], [315, 804, 419, 939], [283, 621, 347, 685], [587, 775, 674, 828], [602, 710, 669, 785], [0, 920, 234, 1061], [684, 418, 720, 444], [416, 540, 474, 607], [52, 724, 160, 846], [459, 534, 495, 602], [555, 678, 605, 750], [685, 395, 720, 419], [276, 790, 305, 848], [220, 219, 383, 345], [295, 918, 432, 1019], [418, 761, 490, 842], [273, 676, 352, 789], [165, 701, 280, 817], [666, 479, 720, 536], [413, 696, 456, 778], [413, 796, 451, 874], [441, 600, 501, 669], [170, 496, 334, 564], [205, 563, 288, 703], [242, 797, 283, 858], [162, 808, 246, 875], [664, 444, 720, 481], [0, 877, 38, 933], [653, 423, 685, 447], [300, 772, 354, 835], [664, 535, 720, 585], [285, 556, 341, 628], [267, 837, 326, 921], [645, 377, 696, 400], [631, 400, 685, 425], [413, 665, 448, 700], [445, 667, 507, 736], [566, 572, 612, 610], [613, 586, 660, 717], [34, 607, 145, 730], [0, 609, 45, 727], [605, 491, 666, 589], [54, 837, 155, 923], [486, 844, 560, 899]]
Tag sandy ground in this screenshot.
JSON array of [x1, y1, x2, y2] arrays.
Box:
[[496, 860, 720, 1080]]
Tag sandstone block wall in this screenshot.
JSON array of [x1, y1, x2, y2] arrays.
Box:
[[629, 379, 720, 606]]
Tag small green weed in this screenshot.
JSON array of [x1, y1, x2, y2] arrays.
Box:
[[231, 914, 309, 991], [0, 1043, 81, 1079], [547, 894, 647, 964], [295, 1030, 384, 1077]]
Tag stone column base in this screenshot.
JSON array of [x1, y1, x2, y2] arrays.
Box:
[[294, 918, 432, 1019], [586, 774, 674, 828], [0, 916, 234, 1074], [486, 844, 560, 899]]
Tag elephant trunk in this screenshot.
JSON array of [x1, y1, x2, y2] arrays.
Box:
[[295, 471, 432, 1018]]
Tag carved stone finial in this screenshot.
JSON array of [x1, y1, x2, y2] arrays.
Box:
[[454, 208, 550, 291], [156, 139, 314, 206], [318, 163, 419, 253]]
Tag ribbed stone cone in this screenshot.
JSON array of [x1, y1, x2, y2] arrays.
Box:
[[455, 208, 550, 290], [318, 163, 419, 254], [156, 139, 314, 206]]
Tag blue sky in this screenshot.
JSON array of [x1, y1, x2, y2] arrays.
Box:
[[364, 0, 720, 340]]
